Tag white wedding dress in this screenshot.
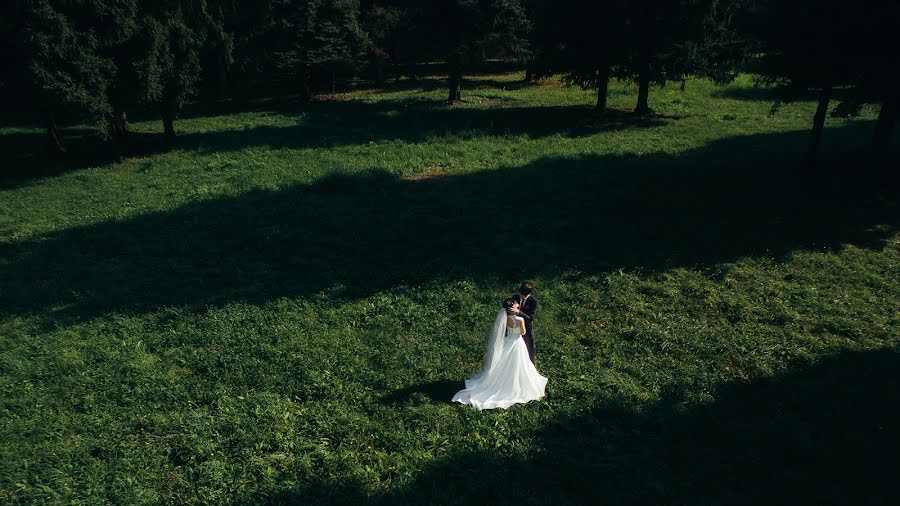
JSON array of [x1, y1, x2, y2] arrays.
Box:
[[452, 309, 548, 410]]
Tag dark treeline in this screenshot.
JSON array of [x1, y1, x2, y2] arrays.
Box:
[[0, 0, 897, 160]]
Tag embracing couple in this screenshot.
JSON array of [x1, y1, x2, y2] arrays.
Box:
[[452, 282, 548, 410]]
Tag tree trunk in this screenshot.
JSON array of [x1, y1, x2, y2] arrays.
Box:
[[45, 111, 66, 153], [331, 71, 336, 95], [388, 44, 400, 83], [524, 66, 533, 83], [406, 61, 418, 83], [596, 64, 610, 113], [217, 65, 228, 99], [635, 56, 651, 114], [448, 66, 462, 102], [873, 98, 898, 150], [111, 110, 129, 138], [448, 75, 461, 102], [119, 112, 129, 135], [298, 67, 311, 102], [162, 107, 176, 140], [807, 85, 832, 167], [374, 56, 386, 86]]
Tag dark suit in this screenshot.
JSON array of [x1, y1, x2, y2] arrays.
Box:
[[513, 293, 538, 364]]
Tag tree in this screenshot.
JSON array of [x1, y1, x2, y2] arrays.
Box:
[[208, 0, 277, 96], [531, 0, 722, 114], [359, 0, 427, 84], [305, 0, 370, 94], [270, 0, 369, 100], [620, 0, 718, 114], [97, 0, 141, 139], [687, 0, 747, 86], [361, 1, 401, 84], [420, 0, 531, 102], [529, 0, 628, 113], [13, 0, 119, 151], [826, 1, 900, 152], [0, 2, 38, 127], [740, 0, 857, 164], [132, 1, 211, 139], [198, 1, 235, 99]]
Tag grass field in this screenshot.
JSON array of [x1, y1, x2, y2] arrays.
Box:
[[1, 71, 898, 504]]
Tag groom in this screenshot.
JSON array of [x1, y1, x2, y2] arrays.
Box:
[[512, 282, 538, 364]]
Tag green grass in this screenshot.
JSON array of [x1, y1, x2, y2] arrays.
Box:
[[1, 71, 898, 504]]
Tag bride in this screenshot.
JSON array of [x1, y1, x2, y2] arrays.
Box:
[[452, 298, 548, 410]]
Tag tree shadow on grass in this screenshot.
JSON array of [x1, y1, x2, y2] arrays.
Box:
[[464, 77, 545, 92], [176, 100, 669, 155], [0, 99, 668, 190], [0, 126, 108, 186], [712, 85, 775, 101], [0, 127, 897, 329], [713, 84, 861, 104], [261, 348, 900, 505]]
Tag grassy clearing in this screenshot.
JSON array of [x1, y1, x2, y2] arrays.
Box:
[[1, 72, 898, 504]]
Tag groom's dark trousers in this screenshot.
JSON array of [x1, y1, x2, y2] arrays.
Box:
[[514, 294, 538, 364]]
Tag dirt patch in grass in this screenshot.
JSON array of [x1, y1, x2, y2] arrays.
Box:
[[403, 167, 452, 180]]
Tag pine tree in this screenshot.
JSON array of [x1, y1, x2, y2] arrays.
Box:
[[420, 0, 531, 102], [305, 0, 370, 94], [361, 1, 402, 84], [211, 0, 275, 94], [824, 1, 900, 151], [133, 1, 211, 139], [529, 0, 628, 113], [740, 0, 856, 164], [16, 0, 118, 150], [270, 0, 369, 100], [621, 0, 717, 114], [97, 0, 141, 139]]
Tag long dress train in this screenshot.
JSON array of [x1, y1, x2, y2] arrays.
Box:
[[452, 311, 547, 410]]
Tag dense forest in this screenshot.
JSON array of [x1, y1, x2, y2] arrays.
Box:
[[1, 0, 897, 160]]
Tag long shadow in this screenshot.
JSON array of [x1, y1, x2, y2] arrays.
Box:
[[174, 101, 669, 154], [714, 84, 860, 104], [244, 350, 900, 504], [0, 61, 549, 190], [1, 126, 896, 329], [0, 126, 111, 187], [0, 129, 171, 190], [464, 77, 544, 91], [712, 85, 775, 101], [342, 348, 898, 505], [0, 100, 667, 190]]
